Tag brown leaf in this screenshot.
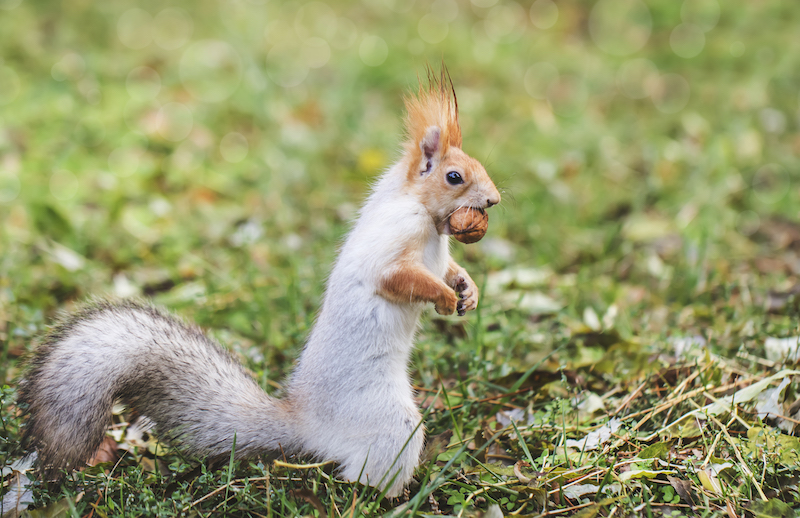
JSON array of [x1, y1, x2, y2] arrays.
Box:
[[667, 475, 696, 507], [755, 256, 790, 274], [513, 460, 532, 484], [289, 489, 327, 518], [766, 284, 800, 314], [757, 217, 800, 250], [87, 435, 119, 466]]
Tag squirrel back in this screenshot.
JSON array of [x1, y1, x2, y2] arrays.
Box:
[[19, 69, 500, 497]]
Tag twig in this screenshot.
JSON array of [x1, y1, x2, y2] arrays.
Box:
[[415, 385, 539, 411], [701, 432, 722, 468], [542, 500, 597, 515], [628, 377, 755, 432], [181, 476, 269, 512], [613, 381, 646, 415], [736, 351, 778, 369], [546, 470, 605, 496], [273, 460, 334, 470], [705, 413, 767, 501]]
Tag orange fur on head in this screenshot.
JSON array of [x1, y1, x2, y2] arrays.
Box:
[[403, 66, 462, 164]]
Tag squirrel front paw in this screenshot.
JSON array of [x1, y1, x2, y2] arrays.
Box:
[[454, 273, 479, 317], [434, 290, 458, 315]]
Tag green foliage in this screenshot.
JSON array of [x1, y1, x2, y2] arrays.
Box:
[[2, 0, 800, 515]]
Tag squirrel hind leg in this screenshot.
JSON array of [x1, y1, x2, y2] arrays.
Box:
[[336, 419, 425, 497]]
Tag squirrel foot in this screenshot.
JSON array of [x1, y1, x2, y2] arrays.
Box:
[[454, 272, 478, 316], [434, 289, 458, 315]]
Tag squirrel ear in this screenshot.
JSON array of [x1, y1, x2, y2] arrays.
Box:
[[420, 126, 442, 160]]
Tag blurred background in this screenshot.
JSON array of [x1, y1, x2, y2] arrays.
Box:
[[0, 0, 798, 383]]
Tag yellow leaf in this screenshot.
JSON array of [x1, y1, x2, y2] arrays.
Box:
[[697, 469, 722, 495]]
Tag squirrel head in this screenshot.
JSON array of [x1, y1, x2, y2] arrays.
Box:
[[402, 67, 501, 231]]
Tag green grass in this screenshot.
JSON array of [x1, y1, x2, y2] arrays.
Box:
[[2, 0, 800, 516]]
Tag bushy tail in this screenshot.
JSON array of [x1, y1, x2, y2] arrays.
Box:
[[19, 300, 296, 476]]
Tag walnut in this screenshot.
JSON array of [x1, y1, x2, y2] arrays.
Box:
[[449, 207, 488, 244]]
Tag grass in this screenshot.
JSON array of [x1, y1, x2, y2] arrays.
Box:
[[2, 0, 800, 516]]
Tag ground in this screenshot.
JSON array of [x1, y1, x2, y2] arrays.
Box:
[[1, 0, 800, 516]]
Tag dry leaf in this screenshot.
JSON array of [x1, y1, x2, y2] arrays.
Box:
[[87, 435, 119, 466], [667, 475, 696, 507]]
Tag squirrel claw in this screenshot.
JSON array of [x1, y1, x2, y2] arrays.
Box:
[[452, 272, 478, 315]]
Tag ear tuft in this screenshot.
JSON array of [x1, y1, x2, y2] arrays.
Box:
[[420, 126, 441, 159]]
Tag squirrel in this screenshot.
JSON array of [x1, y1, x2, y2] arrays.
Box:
[[18, 69, 501, 498]]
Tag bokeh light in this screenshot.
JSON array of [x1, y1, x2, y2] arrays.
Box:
[[220, 132, 249, 163], [75, 116, 106, 147], [589, 0, 652, 56], [681, 0, 720, 32], [759, 108, 786, 134], [108, 146, 143, 178], [471, 0, 498, 8], [301, 37, 331, 69], [267, 43, 309, 88], [617, 58, 658, 99], [523, 62, 559, 100], [431, 0, 458, 22], [670, 24, 705, 58], [0, 66, 21, 105], [294, 2, 338, 41], [49, 170, 79, 201], [359, 35, 388, 67], [529, 0, 558, 30], [730, 41, 745, 57], [649, 73, 690, 114], [483, 3, 526, 44], [382, 0, 416, 14], [752, 163, 791, 204], [735, 210, 760, 236], [153, 8, 193, 50], [180, 40, 243, 102], [546, 73, 589, 117], [51, 53, 85, 82], [0, 170, 20, 203], [156, 102, 193, 142], [126, 67, 161, 101], [117, 8, 153, 50], [124, 98, 160, 134], [418, 14, 449, 44], [329, 17, 358, 50]]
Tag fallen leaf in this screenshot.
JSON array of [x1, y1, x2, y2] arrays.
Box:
[[748, 498, 795, 518], [638, 441, 672, 460], [764, 337, 800, 363], [688, 370, 800, 419], [485, 266, 552, 295], [513, 460, 532, 484], [562, 483, 600, 500], [667, 475, 695, 506], [697, 468, 722, 495], [756, 377, 793, 432], [87, 435, 119, 466], [617, 469, 674, 482], [566, 418, 622, 451]]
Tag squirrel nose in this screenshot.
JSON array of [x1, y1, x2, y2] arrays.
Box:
[[486, 199, 497, 208]]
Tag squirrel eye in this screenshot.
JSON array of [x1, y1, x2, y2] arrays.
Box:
[[446, 171, 464, 185]]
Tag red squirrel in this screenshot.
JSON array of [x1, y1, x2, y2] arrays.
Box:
[[20, 69, 500, 497]]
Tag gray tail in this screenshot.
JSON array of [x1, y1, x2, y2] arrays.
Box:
[[19, 300, 296, 478]]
